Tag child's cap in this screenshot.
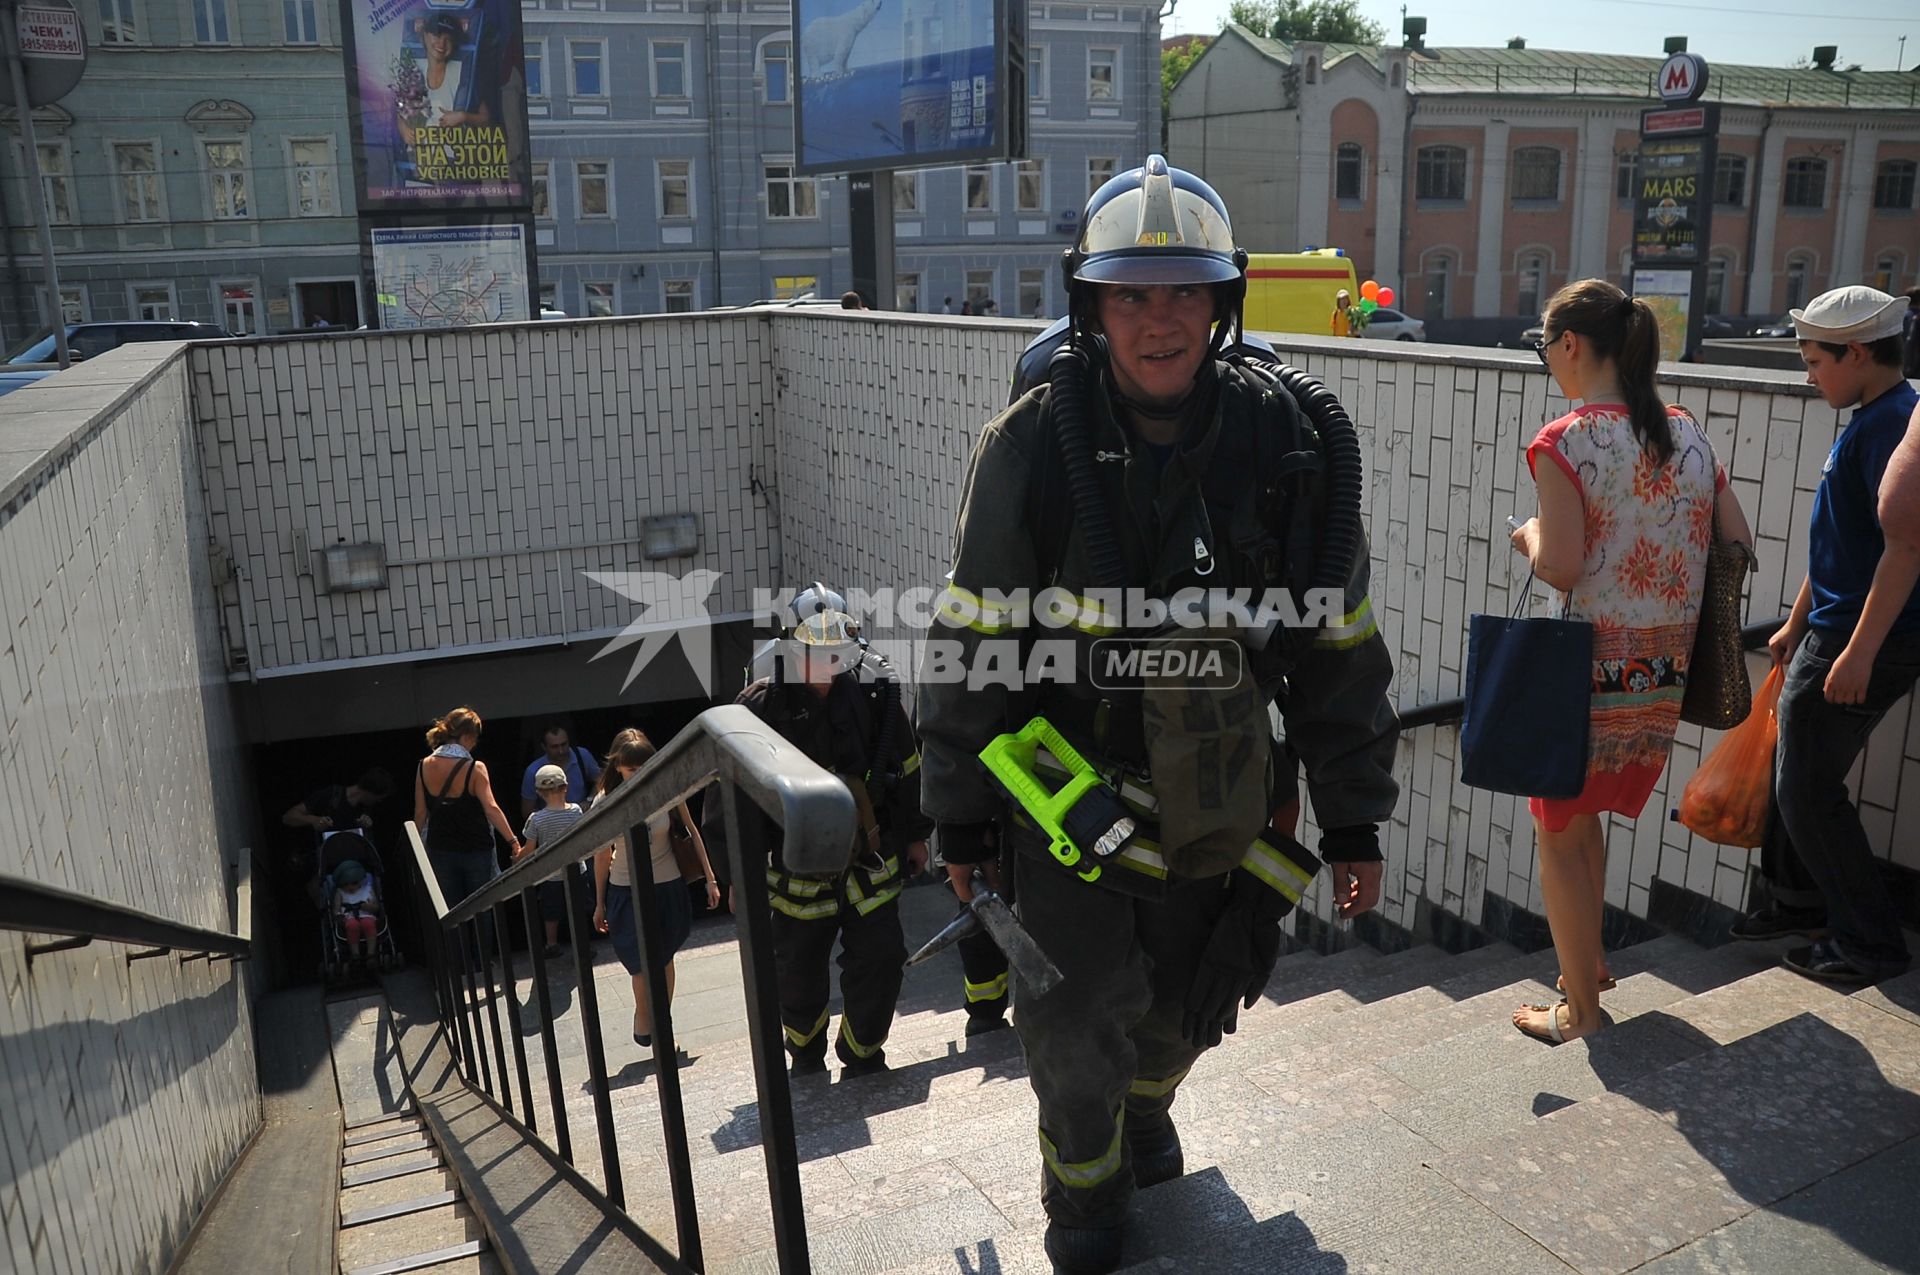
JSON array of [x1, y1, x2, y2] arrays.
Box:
[[334, 860, 366, 887], [535, 764, 570, 790], [1335, 289, 1351, 301], [1791, 286, 1905, 344]]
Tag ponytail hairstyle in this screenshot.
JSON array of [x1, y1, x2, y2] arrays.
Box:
[[595, 728, 656, 800], [1542, 278, 1673, 467], [426, 706, 483, 749]]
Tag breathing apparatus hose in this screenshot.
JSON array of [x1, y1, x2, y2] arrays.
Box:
[[865, 660, 902, 787], [1048, 340, 1129, 591], [1242, 357, 1364, 599]]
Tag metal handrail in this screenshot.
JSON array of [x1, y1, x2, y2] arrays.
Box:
[[405, 703, 856, 1275], [0, 871, 250, 962], [1396, 614, 1791, 730]]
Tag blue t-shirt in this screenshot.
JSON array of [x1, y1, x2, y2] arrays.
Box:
[[1806, 380, 1920, 637]]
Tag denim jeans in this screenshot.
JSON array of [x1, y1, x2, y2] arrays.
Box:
[[429, 847, 500, 963], [1762, 625, 1920, 975]]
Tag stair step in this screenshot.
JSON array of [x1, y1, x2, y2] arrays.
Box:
[[345, 1121, 425, 1149], [343, 1136, 435, 1167], [339, 1167, 460, 1216], [342, 1152, 444, 1188], [338, 1204, 487, 1273], [340, 1189, 460, 1229], [1427, 995, 1920, 1275], [1852, 965, 1920, 1029], [342, 1237, 488, 1275], [343, 1107, 418, 1134]]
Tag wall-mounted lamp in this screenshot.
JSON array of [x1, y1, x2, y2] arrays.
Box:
[[320, 541, 388, 592], [643, 513, 699, 559]]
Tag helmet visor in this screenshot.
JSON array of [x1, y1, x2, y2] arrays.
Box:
[[1075, 252, 1243, 287]]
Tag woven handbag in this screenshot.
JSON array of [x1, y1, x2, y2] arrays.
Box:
[[1680, 504, 1758, 730]]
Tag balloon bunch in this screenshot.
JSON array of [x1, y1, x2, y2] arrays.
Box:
[[1357, 279, 1395, 314]]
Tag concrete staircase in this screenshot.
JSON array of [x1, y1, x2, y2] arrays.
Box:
[[491, 891, 1920, 1274]]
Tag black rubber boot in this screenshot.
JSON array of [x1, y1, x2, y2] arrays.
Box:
[[964, 1012, 1010, 1037], [789, 1048, 828, 1078], [1124, 1107, 1184, 1188], [1044, 1221, 1124, 1274], [839, 1052, 891, 1079]]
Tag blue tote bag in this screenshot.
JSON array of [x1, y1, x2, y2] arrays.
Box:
[[1459, 576, 1593, 799]]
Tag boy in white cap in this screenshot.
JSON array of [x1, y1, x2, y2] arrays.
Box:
[[521, 763, 588, 959], [1731, 285, 1918, 985]]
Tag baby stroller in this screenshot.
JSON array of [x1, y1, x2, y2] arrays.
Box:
[[317, 831, 403, 983]]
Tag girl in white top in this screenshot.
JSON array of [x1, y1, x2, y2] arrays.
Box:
[[591, 729, 719, 1048]]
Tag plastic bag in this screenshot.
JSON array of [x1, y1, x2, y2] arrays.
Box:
[[1677, 666, 1782, 848]]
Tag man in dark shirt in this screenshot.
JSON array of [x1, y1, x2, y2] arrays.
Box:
[[282, 769, 394, 907]]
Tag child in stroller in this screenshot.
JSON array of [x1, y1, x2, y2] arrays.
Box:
[[319, 831, 397, 977]]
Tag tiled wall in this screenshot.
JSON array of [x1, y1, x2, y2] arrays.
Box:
[[763, 315, 1919, 937], [0, 344, 259, 1275], [189, 318, 779, 674]]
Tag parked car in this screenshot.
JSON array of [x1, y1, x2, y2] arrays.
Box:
[[1750, 314, 1795, 338], [5, 320, 231, 365], [0, 364, 58, 398], [1359, 307, 1426, 341]]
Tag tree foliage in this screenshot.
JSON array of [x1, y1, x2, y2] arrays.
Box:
[[1226, 0, 1386, 44], [1161, 36, 1209, 120]]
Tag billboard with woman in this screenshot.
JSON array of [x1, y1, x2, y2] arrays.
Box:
[[340, 0, 530, 210]]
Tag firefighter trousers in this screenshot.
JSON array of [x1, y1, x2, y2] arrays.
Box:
[[769, 864, 908, 1067], [958, 928, 1011, 1025], [1011, 847, 1233, 1229]]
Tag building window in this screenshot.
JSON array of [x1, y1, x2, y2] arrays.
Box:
[[98, 0, 137, 42], [1714, 154, 1746, 208], [892, 170, 920, 214], [965, 164, 994, 212], [50, 285, 88, 324], [1016, 158, 1045, 212], [570, 40, 605, 97], [765, 162, 816, 219], [895, 272, 921, 311], [1088, 47, 1117, 101], [290, 139, 335, 217], [113, 142, 162, 222], [1511, 147, 1560, 203], [965, 268, 995, 310], [1335, 143, 1363, 202], [1616, 150, 1637, 201], [651, 39, 687, 99], [132, 283, 175, 320], [537, 282, 557, 313], [1706, 256, 1731, 314], [1029, 44, 1048, 101], [526, 43, 544, 97], [576, 160, 610, 217], [762, 40, 790, 105], [584, 282, 615, 317], [1304, 56, 1318, 84], [1782, 158, 1827, 210], [531, 160, 550, 218], [204, 141, 249, 219], [1423, 252, 1454, 319], [1874, 160, 1916, 211], [1873, 254, 1903, 293], [1088, 156, 1116, 198], [1783, 254, 1812, 309], [1415, 145, 1467, 201], [282, 0, 317, 43], [192, 0, 229, 44], [1018, 267, 1046, 318], [219, 280, 260, 334], [664, 279, 695, 312], [33, 143, 73, 225], [657, 159, 691, 217], [1516, 253, 1547, 319]]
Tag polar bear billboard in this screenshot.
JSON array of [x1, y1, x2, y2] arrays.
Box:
[[793, 0, 1025, 175]]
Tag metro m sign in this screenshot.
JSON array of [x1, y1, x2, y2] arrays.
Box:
[[1658, 52, 1709, 104]]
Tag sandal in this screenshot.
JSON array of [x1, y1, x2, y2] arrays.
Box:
[[1555, 974, 1617, 994], [1514, 1000, 1571, 1045]]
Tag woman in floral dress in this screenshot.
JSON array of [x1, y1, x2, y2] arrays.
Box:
[[1509, 279, 1753, 1043]]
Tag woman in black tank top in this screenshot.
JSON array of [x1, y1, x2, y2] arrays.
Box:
[[414, 708, 522, 921]]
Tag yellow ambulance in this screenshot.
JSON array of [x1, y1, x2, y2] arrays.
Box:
[[1242, 249, 1360, 338]]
